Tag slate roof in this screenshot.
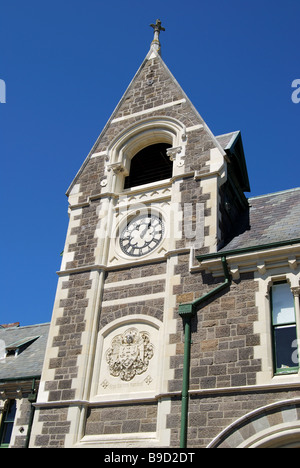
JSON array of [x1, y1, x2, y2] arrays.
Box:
[[216, 131, 240, 150], [221, 187, 300, 252], [0, 323, 49, 380], [216, 130, 250, 193]]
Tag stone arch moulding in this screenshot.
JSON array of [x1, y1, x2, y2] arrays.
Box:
[[90, 314, 163, 403], [106, 116, 187, 171], [207, 398, 300, 448]]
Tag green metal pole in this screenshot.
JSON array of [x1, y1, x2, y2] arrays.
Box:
[[178, 256, 231, 449], [180, 315, 192, 449]]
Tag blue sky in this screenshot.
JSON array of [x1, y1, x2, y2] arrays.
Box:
[[1, 0, 300, 326]]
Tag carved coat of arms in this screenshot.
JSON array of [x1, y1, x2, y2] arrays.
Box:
[[106, 328, 154, 381]]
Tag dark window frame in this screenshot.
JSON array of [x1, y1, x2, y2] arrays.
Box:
[[0, 400, 16, 448], [270, 281, 299, 375]]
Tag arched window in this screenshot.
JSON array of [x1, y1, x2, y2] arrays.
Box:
[[124, 143, 172, 190]]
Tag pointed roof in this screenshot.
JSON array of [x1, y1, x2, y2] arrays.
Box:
[[66, 24, 227, 196], [216, 131, 250, 192]]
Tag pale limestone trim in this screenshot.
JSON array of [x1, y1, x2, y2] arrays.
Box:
[[34, 382, 300, 407], [60, 208, 83, 271], [199, 244, 300, 277], [107, 116, 186, 157], [120, 185, 172, 214], [194, 169, 224, 180], [101, 292, 165, 308], [77, 432, 159, 448], [90, 150, 108, 159], [102, 116, 187, 194], [108, 202, 174, 268], [160, 255, 180, 392], [111, 99, 186, 123], [208, 397, 300, 449], [70, 312, 173, 447], [122, 178, 172, 196], [68, 184, 83, 206], [90, 315, 163, 403], [97, 314, 162, 337], [75, 270, 105, 402], [33, 392, 181, 408], [56, 248, 191, 276], [156, 397, 172, 447], [70, 398, 172, 448], [66, 406, 84, 448], [9, 399, 23, 448], [199, 177, 219, 253], [36, 276, 70, 404], [67, 174, 196, 210], [189, 381, 300, 398], [103, 274, 166, 289], [254, 268, 300, 386], [242, 424, 300, 448], [29, 408, 44, 448], [186, 124, 204, 133]]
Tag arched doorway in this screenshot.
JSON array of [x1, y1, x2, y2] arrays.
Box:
[[208, 399, 300, 448]]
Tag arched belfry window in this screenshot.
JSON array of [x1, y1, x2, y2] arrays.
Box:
[[124, 143, 172, 190]]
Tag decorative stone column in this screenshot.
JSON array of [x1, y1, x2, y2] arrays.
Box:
[[0, 399, 8, 427]]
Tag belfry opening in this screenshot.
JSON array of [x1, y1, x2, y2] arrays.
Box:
[[124, 142, 172, 189]]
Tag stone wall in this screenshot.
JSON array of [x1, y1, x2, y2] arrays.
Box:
[[31, 49, 300, 449], [85, 403, 158, 436], [33, 407, 70, 448], [168, 390, 300, 448]]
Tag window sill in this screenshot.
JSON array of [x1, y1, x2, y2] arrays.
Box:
[[274, 368, 299, 376]]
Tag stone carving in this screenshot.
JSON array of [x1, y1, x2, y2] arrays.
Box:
[[106, 328, 154, 382], [166, 146, 182, 161], [106, 162, 128, 175]]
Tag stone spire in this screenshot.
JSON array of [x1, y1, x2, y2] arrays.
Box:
[[150, 19, 165, 55]]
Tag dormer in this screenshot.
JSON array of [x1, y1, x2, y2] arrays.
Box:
[[216, 131, 250, 249], [5, 336, 40, 358]]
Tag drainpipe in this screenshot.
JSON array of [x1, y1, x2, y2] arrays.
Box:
[[178, 308, 195, 449], [178, 256, 231, 449]]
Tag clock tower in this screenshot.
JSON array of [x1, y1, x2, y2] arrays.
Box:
[[30, 21, 249, 448]]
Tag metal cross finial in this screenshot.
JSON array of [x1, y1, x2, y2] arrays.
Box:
[[150, 19, 165, 54]]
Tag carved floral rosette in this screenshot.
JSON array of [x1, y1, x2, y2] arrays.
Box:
[[106, 328, 154, 382]]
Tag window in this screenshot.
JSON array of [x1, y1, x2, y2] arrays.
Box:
[[0, 400, 16, 448], [5, 336, 39, 357], [271, 282, 299, 374], [124, 143, 172, 189]]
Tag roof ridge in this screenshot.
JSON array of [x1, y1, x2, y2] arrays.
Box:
[[0, 322, 50, 331], [249, 186, 300, 201], [216, 130, 240, 138]]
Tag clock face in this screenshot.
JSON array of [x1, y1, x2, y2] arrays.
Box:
[[120, 214, 164, 257]]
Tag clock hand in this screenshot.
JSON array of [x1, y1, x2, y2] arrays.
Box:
[[141, 224, 154, 240]]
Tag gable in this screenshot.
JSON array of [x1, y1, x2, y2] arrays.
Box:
[[66, 49, 226, 198]]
